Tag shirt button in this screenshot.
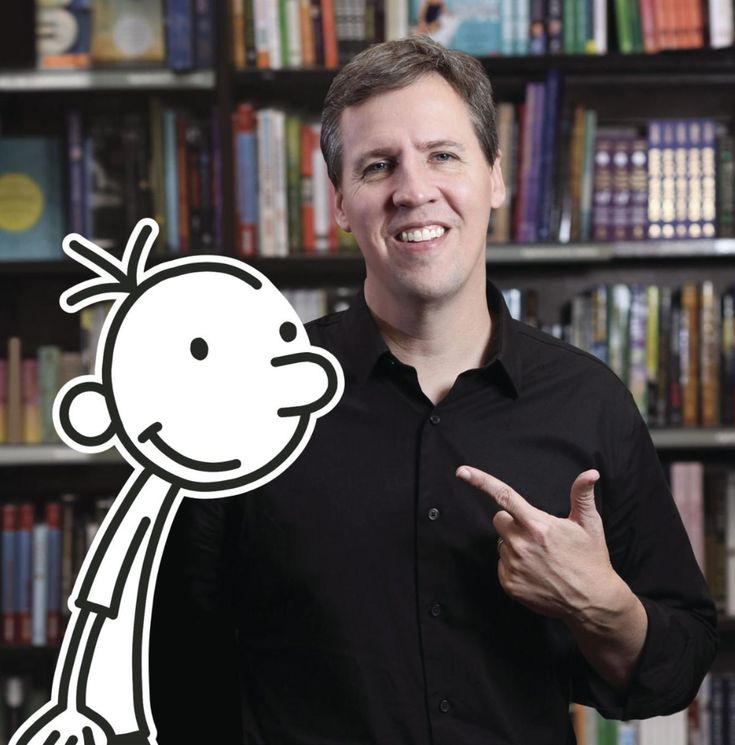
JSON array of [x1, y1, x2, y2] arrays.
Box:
[[439, 698, 451, 713], [428, 507, 440, 521], [430, 603, 442, 617], [429, 415, 441, 425]]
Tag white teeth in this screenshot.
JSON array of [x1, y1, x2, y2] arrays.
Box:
[[398, 226, 446, 243]]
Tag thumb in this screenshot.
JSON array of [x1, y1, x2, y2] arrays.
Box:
[[568, 469, 601, 527]]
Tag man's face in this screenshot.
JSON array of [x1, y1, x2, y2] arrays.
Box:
[[334, 73, 505, 307]]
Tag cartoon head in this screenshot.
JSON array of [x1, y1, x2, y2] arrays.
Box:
[[53, 219, 344, 497]]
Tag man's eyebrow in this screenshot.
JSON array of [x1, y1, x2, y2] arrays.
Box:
[[351, 140, 466, 173]]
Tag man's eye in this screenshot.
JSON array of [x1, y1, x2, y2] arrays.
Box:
[[364, 161, 390, 176], [433, 152, 457, 162]]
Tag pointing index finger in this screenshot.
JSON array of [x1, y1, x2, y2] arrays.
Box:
[[456, 465, 539, 526]]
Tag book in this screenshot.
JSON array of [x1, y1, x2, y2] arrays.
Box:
[[31, 522, 48, 647], [1, 505, 17, 644], [700, 281, 720, 427], [6, 338, 22, 445], [21, 360, 41, 445], [232, 103, 259, 257], [592, 130, 614, 241], [680, 282, 700, 427], [36, 0, 92, 69], [15, 504, 33, 646], [0, 360, 7, 444], [0, 138, 64, 261], [166, 0, 195, 70], [90, 0, 166, 65], [46, 502, 62, 646]]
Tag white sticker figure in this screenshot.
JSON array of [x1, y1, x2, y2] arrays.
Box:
[[10, 218, 345, 745]]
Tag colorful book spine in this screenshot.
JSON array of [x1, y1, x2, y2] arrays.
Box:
[[194, 0, 215, 67], [1, 504, 17, 644], [629, 284, 648, 418], [6, 337, 22, 445], [680, 282, 700, 427], [700, 281, 720, 427], [21, 360, 42, 445], [592, 131, 614, 241]]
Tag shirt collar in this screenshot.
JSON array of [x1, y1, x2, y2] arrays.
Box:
[[340, 280, 522, 398]]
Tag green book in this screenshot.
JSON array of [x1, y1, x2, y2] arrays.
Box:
[[285, 113, 303, 255]]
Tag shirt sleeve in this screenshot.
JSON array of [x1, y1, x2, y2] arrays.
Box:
[[570, 386, 719, 720]]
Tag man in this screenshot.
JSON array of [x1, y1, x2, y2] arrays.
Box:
[[152, 36, 717, 744]]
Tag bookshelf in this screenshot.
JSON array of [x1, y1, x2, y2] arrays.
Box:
[[1, 0, 735, 741]]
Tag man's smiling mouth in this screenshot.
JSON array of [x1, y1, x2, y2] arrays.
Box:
[[138, 422, 242, 472]]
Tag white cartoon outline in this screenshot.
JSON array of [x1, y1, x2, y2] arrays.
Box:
[[10, 218, 345, 745]]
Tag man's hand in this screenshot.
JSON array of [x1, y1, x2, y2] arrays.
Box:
[[455, 464, 647, 690]]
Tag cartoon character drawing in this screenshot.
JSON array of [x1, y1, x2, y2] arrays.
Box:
[[10, 218, 344, 745]]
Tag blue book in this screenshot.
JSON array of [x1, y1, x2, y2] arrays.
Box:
[[537, 69, 560, 241], [15, 503, 33, 644], [1, 504, 17, 643], [166, 0, 194, 70], [66, 110, 86, 234], [0, 138, 64, 261], [194, 0, 215, 68]]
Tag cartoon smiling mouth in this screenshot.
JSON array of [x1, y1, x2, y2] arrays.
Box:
[[138, 422, 242, 472]]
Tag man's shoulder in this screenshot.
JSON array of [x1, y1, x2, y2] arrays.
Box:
[[304, 308, 350, 349], [510, 319, 628, 389]]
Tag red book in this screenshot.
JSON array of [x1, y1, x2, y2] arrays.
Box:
[[320, 0, 339, 68], [639, 0, 659, 51]]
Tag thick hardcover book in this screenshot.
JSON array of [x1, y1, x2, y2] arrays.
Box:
[[90, 0, 166, 65], [0, 138, 64, 261], [699, 120, 717, 239], [488, 102, 515, 244], [646, 120, 675, 240]]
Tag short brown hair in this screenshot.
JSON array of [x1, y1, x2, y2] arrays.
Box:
[[320, 35, 499, 189]]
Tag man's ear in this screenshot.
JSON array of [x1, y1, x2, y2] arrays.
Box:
[[53, 379, 115, 451], [489, 149, 507, 210], [334, 189, 351, 233]]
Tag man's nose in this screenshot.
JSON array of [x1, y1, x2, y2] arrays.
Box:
[[392, 157, 439, 208]]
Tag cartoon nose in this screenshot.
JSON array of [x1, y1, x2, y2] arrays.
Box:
[[270, 351, 340, 417]]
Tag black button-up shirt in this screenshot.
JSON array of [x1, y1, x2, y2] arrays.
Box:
[[151, 280, 717, 745]]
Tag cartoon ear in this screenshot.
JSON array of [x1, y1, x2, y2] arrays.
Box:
[[54, 379, 115, 450]]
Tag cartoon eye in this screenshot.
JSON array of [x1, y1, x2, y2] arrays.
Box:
[[279, 322, 297, 342], [190, 337, 209, 360]]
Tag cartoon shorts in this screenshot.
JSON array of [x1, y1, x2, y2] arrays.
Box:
[[10, 218, 345, 745]]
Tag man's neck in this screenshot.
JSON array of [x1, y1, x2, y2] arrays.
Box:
[[365, 277, 493, 405]]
